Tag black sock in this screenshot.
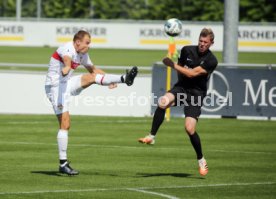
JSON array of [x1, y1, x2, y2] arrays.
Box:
[[121, 75, 125, 82], [59, 159, 67, 165], [150, 107, 165, 136], [189, 132, 203, 160]]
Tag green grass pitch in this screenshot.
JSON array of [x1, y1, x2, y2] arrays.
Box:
[[0, 46, 275, 75], [0, 46, 275, 67], [0, 114, 275, 199]]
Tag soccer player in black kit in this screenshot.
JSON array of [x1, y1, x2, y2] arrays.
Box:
[[139, 28, 218, 176]]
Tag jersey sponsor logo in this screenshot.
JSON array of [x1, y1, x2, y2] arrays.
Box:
[[71, 61, 80, 69], [57, 104, 63, 110]]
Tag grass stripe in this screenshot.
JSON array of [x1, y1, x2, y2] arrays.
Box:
[[0, 141, 274, 155], [0, 182, 274, 195]]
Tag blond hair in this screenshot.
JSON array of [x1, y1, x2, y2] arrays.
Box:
[[73, 30, 91, 42], [199, 28, 215, 43]]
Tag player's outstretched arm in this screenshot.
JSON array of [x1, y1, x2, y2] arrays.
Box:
[[162, 57, 175, 68], [62, 56, 72, 76], [174, 65, 207, 78], [162, 57, 207, 78]]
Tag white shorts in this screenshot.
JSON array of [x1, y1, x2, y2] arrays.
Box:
[[45, 75, 83, 115]]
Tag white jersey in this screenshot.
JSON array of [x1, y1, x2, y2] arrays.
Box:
[[45, 42, 93, 86]]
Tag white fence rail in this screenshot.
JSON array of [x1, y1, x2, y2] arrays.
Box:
[[0, 63, 152, 70], [0, 62, 275, 69]]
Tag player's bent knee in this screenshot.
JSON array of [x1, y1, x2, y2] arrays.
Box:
[[158, 104, 167, 109], [81, 73, 96, 88], [89, 73, 96, 82], [185, 124, 195, 135], [85, 73, 96, 83], [158, 96, 170, 109]]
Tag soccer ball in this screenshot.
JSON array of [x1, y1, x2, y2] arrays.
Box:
[[164, 18, 182, 37]]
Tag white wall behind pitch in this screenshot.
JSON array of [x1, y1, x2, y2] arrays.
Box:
[[0, 20, 275, 52], [0, 72, 151, 116]]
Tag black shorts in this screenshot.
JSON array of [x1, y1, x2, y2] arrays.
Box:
[[168, 86, 206, 119]]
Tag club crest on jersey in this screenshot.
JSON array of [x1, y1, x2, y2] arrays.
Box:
[[57, 104, 63, 110]]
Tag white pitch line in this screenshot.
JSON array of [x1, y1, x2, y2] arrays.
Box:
[[128, 188, 179, 199], [0, 182, 274, 196], [0, 141, 274, 155], [0, 141, 142, 150], [210, 149, 274, 155], [3, 120, 150, 125]]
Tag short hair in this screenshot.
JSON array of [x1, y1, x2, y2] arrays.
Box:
[[73, 30, 91, 42], [199, 28, 215, 42]]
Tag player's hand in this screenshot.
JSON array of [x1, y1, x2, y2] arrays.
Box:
[[162, 57, 175, 68], [108, 83, 117, 89], [61, 65, 71, 76]]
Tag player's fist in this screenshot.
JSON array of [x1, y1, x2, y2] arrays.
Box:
[[162, 57, 175, 68], [108, 83, 118, 89]]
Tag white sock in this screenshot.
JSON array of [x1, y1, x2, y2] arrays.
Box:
[[198, 157, 206, 165], [95, 74, 125, 85], [57, 129, 68, 160]]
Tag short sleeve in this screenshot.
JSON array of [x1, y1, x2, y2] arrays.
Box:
[[200, 55, 218, 74], [57, 46, 74, 59], [178, 46, 188, 66], [82, 54, 93, 67]]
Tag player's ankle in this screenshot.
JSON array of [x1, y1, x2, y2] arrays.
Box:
[[59, 159, 67, 165]]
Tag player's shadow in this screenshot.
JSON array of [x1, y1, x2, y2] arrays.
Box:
[[31, 170, 119, 177], [31, 171, 63, 177], [80, 171, 119, 177], [136, 172, 204, 179]]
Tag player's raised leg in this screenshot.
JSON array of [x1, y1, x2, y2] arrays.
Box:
[[124, 66, 138, 86], [138, 92, 175, 145], [81, 66, 138, 88]]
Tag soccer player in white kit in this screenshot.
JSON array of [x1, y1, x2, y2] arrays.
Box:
[[45, 30, 138, 175]]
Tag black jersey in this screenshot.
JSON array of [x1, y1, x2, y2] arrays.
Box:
[[176, 45, 218, 92]]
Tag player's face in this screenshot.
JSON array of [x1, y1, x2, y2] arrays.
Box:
[[77, 35, 91, 54], [198, 36, 213, 53]]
